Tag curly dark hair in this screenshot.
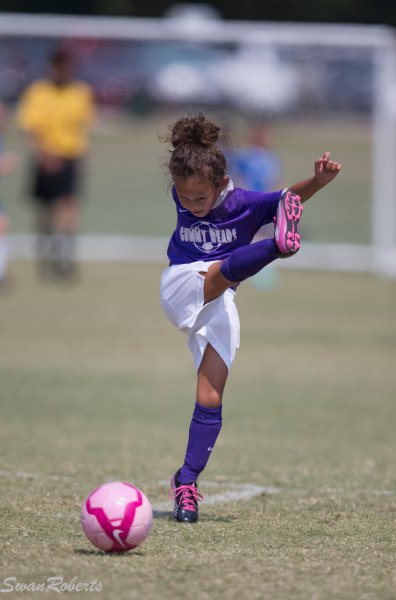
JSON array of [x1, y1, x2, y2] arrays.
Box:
[[164, 114, 227, 186]]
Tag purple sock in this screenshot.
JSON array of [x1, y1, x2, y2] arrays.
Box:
[[220, 238, 278, 283], [179, 402, 222, 484]]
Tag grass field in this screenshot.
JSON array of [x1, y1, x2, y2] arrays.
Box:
[[0, 261, 395, 599], [3, 111, 371, 244]]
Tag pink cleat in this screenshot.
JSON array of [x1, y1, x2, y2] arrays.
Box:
[[274, 189, 303, 257], [170, 470, 202, 523]]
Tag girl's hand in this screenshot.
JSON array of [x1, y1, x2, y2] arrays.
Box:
[[314, 151, 342, 186]]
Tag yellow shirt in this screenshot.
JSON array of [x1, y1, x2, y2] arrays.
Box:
[[17, 79, 94, 159]]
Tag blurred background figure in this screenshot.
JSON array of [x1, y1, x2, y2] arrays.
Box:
[[229, 122, 284, 289], [17, 48, 94, 281], [0, 101, 17, 292], [230, 122, 283, 192]]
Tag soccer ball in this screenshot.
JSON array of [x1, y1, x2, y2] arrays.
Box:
[[80, 481, 153, 552]]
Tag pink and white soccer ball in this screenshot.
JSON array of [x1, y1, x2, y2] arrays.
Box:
[[80, 481, 153, 552]]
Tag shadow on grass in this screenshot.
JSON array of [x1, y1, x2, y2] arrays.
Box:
[[153, 510, 236, 523], [153, 509, 173, 519], [199, 514, 236, 523], [74, 548, 145, 557]]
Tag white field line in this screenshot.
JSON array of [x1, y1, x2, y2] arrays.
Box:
[[0, 470, 73, 481], [154, 480, 396, 511], [153, 482, 274, 512], [1, 471, 395, 509]]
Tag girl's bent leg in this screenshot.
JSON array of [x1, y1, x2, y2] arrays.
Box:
[[201, 261, 236, 304], [202, 238, 279, 303], [220, 238, 278, 285]]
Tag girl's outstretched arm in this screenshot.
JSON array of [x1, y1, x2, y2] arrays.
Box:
[[289, 151, 342, 203]]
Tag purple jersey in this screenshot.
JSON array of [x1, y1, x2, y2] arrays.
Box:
[[167, 182, 282, 265]]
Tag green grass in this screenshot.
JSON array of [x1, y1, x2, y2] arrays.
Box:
[[0, 262, 395, 599], [3, 112, 371, 243]]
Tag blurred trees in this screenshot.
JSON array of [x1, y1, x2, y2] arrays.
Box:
[[0, 0, 396, 27]]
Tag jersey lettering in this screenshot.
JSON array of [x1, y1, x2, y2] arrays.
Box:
[[179, 222, 237, 254]]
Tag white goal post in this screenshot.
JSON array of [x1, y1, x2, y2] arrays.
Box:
[[1, 12, 396, 277]]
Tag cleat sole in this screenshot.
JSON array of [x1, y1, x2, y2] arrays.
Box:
[[275, 190, 303, 256]]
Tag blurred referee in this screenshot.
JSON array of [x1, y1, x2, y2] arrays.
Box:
[[17, 49, 94, 280]]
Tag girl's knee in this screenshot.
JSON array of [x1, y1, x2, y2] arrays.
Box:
[[196, 388, 222, 408], [202, 261, 235, 304]]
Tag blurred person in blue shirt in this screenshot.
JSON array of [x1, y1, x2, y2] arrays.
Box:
[[229, 122, 283, 289], [230, 122, 283, 192]]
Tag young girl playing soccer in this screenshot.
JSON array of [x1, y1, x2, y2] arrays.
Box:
[[160, 114, 341, 523]]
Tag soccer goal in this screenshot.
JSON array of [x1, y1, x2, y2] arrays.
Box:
[[1, 12, 395, 277]]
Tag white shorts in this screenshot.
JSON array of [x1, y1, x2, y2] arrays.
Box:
[[160, 261, 240, 372]]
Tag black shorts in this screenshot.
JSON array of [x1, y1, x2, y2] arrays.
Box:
[[31, 158, 80, 205]]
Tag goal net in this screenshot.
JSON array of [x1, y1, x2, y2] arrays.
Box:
[[1, 12, 395, 276]]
